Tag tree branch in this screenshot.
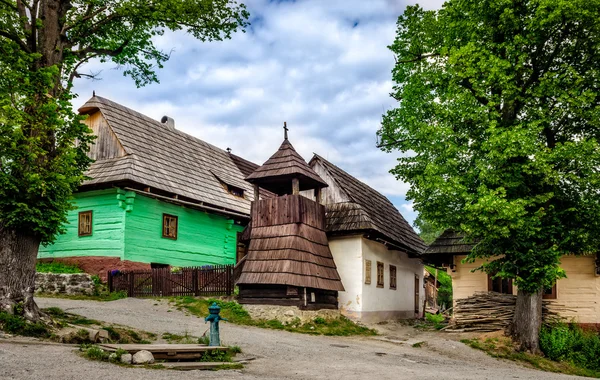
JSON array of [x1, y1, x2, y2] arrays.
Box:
[[74, 38, 131, 59], [62, 6, 108, 34], [397, 52, 440, 64], [0, 29, 31, 53], [459, 78, 489, 107], [0, 0, 18, 12]]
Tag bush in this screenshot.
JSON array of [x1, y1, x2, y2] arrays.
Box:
[[425, 312, 446, 329], [540, 323, 600, 371]]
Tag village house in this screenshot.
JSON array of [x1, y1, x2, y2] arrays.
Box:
[[300, 155, 427, 322], [38, 95, 253, 275], [426, 230, 600, 326]]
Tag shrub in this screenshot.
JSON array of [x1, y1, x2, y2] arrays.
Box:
[[540, 323, 600, 371], [425, 312, 446, 329], [81, 345, 109, 361]]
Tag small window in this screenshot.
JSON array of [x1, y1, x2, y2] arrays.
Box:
[[376, 261, 384, 288], [390, 265, 397, 290], [78, 211, 92, 236], [162, 214, 178, 240], [227, 184, 244, 197], [364, 260, 372, 284], [488, 274, 513, 294], [543, 283, 557, 299]]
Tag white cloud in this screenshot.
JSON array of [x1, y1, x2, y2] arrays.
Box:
[[71, 0, 446, 225]]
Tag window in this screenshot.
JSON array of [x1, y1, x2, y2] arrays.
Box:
[[390, 265, 397, 290], [543, 283, 557, 299], [364, 260, 372, 284], [376, 261, 384, 288], [227, 184, 244, 197], [162, 214, 178, 239], [488, 274, 513, 294], [78, 211, 92, 236]]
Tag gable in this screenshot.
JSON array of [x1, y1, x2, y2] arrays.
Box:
[[84, 111, 127, 161], [311, 160, 350, 203]]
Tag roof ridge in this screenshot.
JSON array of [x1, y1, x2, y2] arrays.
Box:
[[89, 96, 234, 158]]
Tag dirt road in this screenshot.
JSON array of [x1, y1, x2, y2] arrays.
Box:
[[0, 298, 589, 380]]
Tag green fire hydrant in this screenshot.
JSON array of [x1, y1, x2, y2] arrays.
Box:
[[205, 302, 227, 346]]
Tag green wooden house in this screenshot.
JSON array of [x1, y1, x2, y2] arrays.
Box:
[[38, 96, 257, 269]]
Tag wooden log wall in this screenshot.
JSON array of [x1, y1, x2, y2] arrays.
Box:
[[251, 194, 326, 230]]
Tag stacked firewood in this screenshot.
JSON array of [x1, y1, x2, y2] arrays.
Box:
[[442, 292, 566, 333]]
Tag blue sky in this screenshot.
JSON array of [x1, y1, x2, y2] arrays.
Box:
[[72, 0, 445, 226]]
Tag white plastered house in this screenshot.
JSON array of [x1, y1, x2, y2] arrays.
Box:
[[301, 155, 427, 322]]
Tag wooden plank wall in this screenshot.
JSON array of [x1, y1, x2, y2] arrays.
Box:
[[85, 112, 126, 160], [252, 194, 326, 230]]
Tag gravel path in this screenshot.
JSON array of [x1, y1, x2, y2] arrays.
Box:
[[0, 297, 589, 380]]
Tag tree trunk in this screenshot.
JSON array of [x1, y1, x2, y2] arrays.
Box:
[[510, 288, 543, 354], [0, 227, 42, 321]]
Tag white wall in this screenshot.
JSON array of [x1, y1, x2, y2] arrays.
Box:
[[329, 235, 425, 323], [328, 235, 363, 319], [361, 238, 424, 321]]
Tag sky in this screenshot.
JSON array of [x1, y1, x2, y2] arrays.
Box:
[[71, 0, 446, 226]]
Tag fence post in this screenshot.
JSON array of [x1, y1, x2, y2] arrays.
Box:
[[227, 265, 233, 296], [128, 272, 135, 297], [107, 270, 112, 293], [193, 269, 199, 296]]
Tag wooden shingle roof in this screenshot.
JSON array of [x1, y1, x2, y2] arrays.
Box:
[[425, 229, 476, 255], [246, 139, 328, 194], [79, 96, 254, 215], [237, 194, 344, 291], [310, 154, 427, 255]]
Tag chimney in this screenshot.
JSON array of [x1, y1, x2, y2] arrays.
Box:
[[161, 115, 175, 130]]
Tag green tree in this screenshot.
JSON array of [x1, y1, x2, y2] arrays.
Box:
[[414, 215, 443, 244], [379, 0, 600, 352], [0, 0, 248, 320]]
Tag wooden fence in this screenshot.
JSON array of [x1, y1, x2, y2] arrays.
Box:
[[107, 265, 234, 297]]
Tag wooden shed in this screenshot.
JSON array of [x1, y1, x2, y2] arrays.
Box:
[[236, 130, 344, 309]]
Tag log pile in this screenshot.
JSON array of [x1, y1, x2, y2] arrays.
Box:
[[443, 292, 566, 333]]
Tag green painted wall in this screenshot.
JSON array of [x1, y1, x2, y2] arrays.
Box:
[[38, 188, 126, 258], [38, 188, 244, 267], [123, 193, 244, 267]]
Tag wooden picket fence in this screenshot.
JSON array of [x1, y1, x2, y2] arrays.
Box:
[[107, 265, 234, 297]]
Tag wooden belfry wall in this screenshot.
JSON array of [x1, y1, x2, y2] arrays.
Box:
[[252, 194, 325, 230], [237, 194, 342, 309]]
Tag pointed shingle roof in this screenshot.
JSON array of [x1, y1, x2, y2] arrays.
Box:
[[245, 138, 328, 195], [310, 154, 427, 256]]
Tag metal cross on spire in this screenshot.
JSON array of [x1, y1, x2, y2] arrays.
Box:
[[283, 121, 289, 140]]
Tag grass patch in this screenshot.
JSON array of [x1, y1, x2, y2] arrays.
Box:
[[413, 312, 447, 331], [171, 297, 377, 337], [38, 290, 128, 302], [0, 312, 50, 338], [42, 307, 155, 344], [412, 341, 425, 348], [213, 363, 244, 370], [36, 261, 83, 274], [162, 331, 198, 344], [462, 335, 600, 378]]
